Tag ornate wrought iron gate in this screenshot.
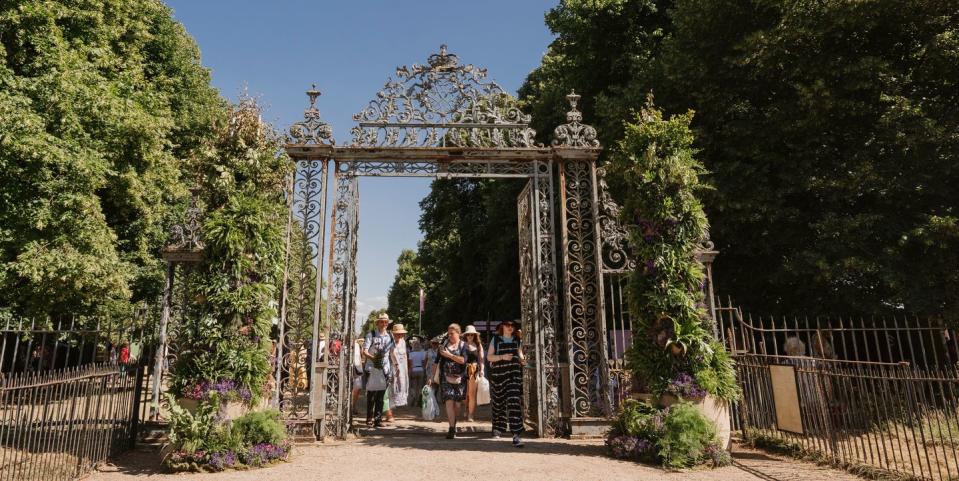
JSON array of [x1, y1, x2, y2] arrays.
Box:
[[280, 45, 627, 439]]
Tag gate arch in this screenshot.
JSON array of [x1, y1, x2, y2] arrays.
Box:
[[278, 46, 624, 439]]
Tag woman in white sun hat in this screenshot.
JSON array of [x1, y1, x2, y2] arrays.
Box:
[[461, 325, 485, 422]]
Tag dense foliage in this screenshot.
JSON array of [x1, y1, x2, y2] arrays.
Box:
[[170, 99, 289, 404], [385, 249, 422, 330], [521, 0, 959, 317], [607, 400, 730, 468], [609, 102, 739, 402], [386, 179, 523, 336], [0, 0, 222, 320]]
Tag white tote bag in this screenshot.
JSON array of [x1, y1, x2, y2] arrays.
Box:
[[366, 367, 388, 391], [476, 375, 491, 405]]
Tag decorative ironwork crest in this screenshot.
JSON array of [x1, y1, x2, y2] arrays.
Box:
[[165, 194, 204, 252], [553, 91, 600, 148], [289, 85, 335, 145], [351, 45, 538, 148]]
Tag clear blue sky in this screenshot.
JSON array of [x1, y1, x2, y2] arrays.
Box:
[[166, 0, 558, 321]]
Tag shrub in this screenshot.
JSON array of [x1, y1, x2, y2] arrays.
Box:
[[232, 409, 287, 446], [606, 400, 728, 469], [658, 403, 717, 468]]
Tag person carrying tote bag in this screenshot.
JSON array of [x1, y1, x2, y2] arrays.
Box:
[[431, 324, 467, 439], [461, 325, 486, 421]]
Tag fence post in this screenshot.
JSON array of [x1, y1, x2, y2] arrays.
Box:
[[129, 362, 145, 449]]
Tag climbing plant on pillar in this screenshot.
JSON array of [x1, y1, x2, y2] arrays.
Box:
[[171, 98, 289, 405], [607, 98, 739, 404], [163, 98, 293, 471]]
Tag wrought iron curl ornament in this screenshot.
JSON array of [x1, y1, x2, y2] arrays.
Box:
[[596, 167, 636, 273], [289, 85, 335, 145], [552, 91, 600, 148], [351, 45, 538, 148]]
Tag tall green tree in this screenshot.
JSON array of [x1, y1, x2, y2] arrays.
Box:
[[386, 249, 423, 331], [521, 0, 959, 317], [413, 179, 523, 336], [0, 0, 222, 319]]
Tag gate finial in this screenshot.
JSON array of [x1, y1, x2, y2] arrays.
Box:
[[290, 83, 335, 145], [552, 90, 599, 148]]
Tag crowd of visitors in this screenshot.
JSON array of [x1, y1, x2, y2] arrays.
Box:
[[353, 313, 526, 447]]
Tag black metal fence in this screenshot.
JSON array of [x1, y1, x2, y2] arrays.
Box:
[[0, 316, 152, 481], [717, 302, 959, 481]]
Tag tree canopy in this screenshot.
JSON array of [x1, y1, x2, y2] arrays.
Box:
[[520, 0, 959, 317], [0, 0, 223, 320]]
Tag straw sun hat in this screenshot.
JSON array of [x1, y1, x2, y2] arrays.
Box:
[[391, 323, 408, 334], [376, 312, 390, 322], [463, 325, 479, 336]]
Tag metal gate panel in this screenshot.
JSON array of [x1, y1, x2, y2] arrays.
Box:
[[276, 159, 329, 436], [318, 167, 359, 439], [532, 162, 562, 436], [516, 180, 543, 436]]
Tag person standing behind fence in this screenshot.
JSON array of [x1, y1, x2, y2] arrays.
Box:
[[462, 325, 485, 422], [363, 313, 398, 427], [488, 319, 525, 447]]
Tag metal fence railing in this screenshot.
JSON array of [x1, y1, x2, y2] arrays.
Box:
[[737, 353, 959, 481], [0, 362, 146, 481], [716, 301, 959, 481], [0, 315, 153, 481]]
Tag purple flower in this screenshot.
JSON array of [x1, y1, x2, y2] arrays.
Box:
[[666, 372, 707, 400], [634, 438, 652, 454], [606, 435, 640, 459]]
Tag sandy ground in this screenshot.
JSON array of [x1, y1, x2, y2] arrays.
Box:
[[89, 429, 867, 481], [87, 406, 865, 481]]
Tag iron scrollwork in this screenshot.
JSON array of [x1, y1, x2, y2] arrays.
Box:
[[166, 194, 205, 252], [351, 45, 538, 148], [277, 160, 328, 426], [561, 159, 603, 417], [596, 167, 635, 273], [320, 169, 359, 438]]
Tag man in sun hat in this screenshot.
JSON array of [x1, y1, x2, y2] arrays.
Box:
[[362, 312, 398, 427]]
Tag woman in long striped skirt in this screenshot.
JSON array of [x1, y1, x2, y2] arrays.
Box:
[[487, 320, 525, 447]]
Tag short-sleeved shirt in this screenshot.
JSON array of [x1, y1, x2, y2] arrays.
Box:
[[409, 350, 427, 374], [364, 330, 396, 374]]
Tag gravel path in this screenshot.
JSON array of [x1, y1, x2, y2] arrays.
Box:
[[90, 436, 865, 481], [89, 412, 865, 481]]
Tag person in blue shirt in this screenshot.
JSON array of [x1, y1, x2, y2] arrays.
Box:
[[362, 312, 398, 427]]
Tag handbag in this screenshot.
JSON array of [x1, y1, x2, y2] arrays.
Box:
[[442, 341, 465, 384]]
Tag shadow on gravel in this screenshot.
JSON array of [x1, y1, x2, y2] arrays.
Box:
[[97, 449, 167, 477], [356, 431, 611, 459]]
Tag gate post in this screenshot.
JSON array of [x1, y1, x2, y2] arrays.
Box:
[[553, 92, 608, 429], [282, 86, 336, 438]]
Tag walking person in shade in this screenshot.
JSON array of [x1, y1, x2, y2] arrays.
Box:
[[461, 325, 485, 422], [488, 319, 525, 447], [362, 313, 398, 427], [431, 323, 467, 438]]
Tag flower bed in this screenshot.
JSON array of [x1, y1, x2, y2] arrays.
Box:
[[164, 396, 290, 473], [166, 440, 292, 472], [605, 399, 731, 469]]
